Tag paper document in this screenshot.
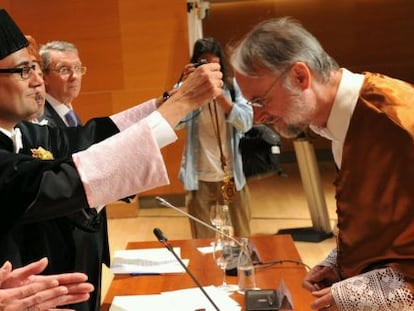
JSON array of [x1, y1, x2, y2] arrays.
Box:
[[110, 285, 241, 311], [110, 247, 189, 274], [197, 245, 214, 254]]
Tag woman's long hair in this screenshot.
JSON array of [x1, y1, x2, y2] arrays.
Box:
[[190, 37, 234, 92]]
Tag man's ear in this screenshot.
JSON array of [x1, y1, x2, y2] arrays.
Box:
[[290, 62, 311, 90]]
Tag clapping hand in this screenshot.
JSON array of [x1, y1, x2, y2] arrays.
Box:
[[0, 257, 93, 311]]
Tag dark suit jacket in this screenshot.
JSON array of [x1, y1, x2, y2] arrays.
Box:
[[42, 101, 81, 127]]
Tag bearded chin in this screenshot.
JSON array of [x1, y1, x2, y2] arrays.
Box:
[[272, 122, 307, 139]]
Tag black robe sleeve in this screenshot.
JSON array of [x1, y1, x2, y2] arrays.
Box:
[[0, 118, 119, 235]]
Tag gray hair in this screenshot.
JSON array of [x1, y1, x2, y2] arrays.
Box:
[[231, 17, 339, 83], [39, 41, 79, 71]]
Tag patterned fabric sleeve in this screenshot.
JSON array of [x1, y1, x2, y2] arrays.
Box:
[[73, 121, 169, 207], [110, 99, 156, 131], [331, 267, 414, 311]]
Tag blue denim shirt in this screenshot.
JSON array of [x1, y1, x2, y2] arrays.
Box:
[[177, 78, 253, 191]]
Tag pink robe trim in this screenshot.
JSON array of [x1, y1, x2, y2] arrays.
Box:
[[110, 99, 157, 132], [72, 119, 169, 207]]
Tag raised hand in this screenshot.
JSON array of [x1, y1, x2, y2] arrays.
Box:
[[0, 258, 94, 311], [158, 62, 223, 127]]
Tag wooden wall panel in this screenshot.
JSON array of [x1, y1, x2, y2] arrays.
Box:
[[119, 1, 189, 90], [206, 0, 414, 81], [205, 0, 414, 152], [5, 0, 412, 195], [6, 0, 124, 93], [2, 0, 190, 196], [77, 93, 114, 119]]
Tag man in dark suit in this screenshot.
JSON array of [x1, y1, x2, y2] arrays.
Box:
[[42, 99, 82, 127], [39, 41, 84, 128], [38, 41, 108, 311]]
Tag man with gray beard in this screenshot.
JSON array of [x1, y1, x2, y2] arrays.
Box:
[[231, 17, 414, 311]]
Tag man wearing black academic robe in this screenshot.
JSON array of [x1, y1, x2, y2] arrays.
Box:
[[40, 99, 111, 311], [0, 9, 222, 310], [0, 117, 118, 310]]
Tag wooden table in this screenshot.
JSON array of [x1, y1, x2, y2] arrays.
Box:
[[102, 234, 314, 310]]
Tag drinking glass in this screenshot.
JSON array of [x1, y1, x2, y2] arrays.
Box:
[[212, 238, 238, 292], [210, 204, 225, 230]]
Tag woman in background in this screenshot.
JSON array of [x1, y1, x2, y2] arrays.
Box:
[[177, 37, 253, 238]]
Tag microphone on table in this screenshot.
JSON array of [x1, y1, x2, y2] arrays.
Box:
[[153, 227, 172, 250], [153, 227, 221, 311], [156, 198, 308, 277], [155, 196, 242, 247], [156, 196, 263, 273]]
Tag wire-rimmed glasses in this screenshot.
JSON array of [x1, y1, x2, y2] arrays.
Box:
[[246, 66, 291, 109], [50, 65, 87, 76], [246, 77, 278, 108]]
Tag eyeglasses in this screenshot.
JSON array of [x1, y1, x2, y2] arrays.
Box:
[[50, 66, 87, 76], [246, 67, 290, 108], [0, 65, 36, 80], [247, 78, 278, 108]]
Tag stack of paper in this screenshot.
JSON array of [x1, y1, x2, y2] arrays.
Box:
[[110, 247, 189, 274], [110, 286, 241, 311]]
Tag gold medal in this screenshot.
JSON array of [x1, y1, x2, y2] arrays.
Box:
[[222, 175, 236, 203]]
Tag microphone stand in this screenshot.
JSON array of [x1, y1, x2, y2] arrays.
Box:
[[153, 228, 221, 311], [155, 196, 242, 247]]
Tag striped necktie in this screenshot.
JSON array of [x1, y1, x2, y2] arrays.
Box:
[[64, 110, 78, 127]]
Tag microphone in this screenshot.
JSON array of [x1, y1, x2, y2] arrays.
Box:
[[156, 196, 263, 276], [153, 227, 171, 250], [153, 227, 221, 311], [155, 196, 241, 247]]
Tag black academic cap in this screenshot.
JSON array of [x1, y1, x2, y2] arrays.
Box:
[[0, 8, 28, 60]]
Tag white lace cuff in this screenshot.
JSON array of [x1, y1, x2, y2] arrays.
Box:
[[331, 267, 414, 310]]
